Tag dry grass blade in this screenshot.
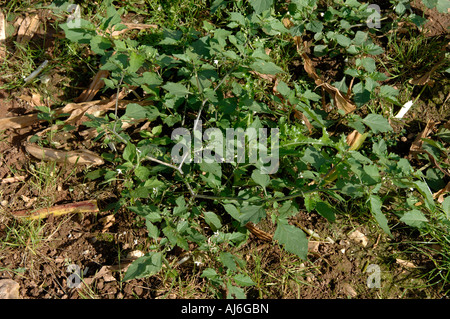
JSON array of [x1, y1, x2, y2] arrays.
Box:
[[245, 222, 273, 241], [12, 200, 99, 220], [410, 120, 435, 155], [409, 47, 446, 86], [110, 23, 158, 37], [74, 70, 110, 102], [24, 142, 105, 166]]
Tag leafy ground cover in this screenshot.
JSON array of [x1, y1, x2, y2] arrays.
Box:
[[0, 0, 449, 299]]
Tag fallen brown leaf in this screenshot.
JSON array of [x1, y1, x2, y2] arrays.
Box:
[[308, 241, 320, 253], [0, 10, 6, 58], [282, 18, 356, 114], [396, 258, 417, 268], [16, 14, 41, 45], [434, 181, 450, 203]]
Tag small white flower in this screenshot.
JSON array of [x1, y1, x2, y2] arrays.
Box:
[[194, 260, 203, 267], [157, 5, 162, 11], [116, 168, 123, 175], [213, 59, 219, 66]]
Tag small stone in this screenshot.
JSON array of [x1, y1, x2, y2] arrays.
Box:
[[342, 283, 357, 298], [0, 279, 20, 299], [348, 230, 368, 247]]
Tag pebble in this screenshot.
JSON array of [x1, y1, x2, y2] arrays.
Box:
[[0, 279, 20, 299]]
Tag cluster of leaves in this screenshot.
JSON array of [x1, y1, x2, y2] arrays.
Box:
[[54, 0, 449, 297]]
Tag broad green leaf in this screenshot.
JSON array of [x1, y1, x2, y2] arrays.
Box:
[[123, 143, 137, 162], [90, 35, 111, 55], [229, 12, 246, 26], [60, 19, 96, 43], [251, 170, 270, 188], [336, 34, 351, 47], [437, 0, 450, 13], [227, 283, 246, 299], [129, 186, 150, 199], [146, 220, 159, 239], [162, 82, 191, 97], [365, 43, 384, 55], [219, 252, 237, 271], [129, 51, 146, 73], [249, 0, 273, 14], [127, 203, 161, 222], [223, 204, 241, 220], [442, 196, 450, 219], [413, 181, 436, 211], [422, 0, 438, 9], [210, 0, 227, 13], [204, 211, 222, 231], [400, 209, 428, 228], [135, 166, 150, 181], [362, 114, 392, 133], [369, 195, 392, 237], [250, 60, 284, 75], [276, 80, 291, 97], [233, 274, 256, 286], [199, 161, 222, 188], [306, 20, 323, 33], [353, 31, 367, 45], [201, 268, 223, 286], [125, 103, 147, 119], [274, 219, 308, 260], [379, 85, 399, 99], [239, 205, 266, 225], [361, 57, 376, 73], [315, 201, 336, 222], [123, 252, 162, 281]]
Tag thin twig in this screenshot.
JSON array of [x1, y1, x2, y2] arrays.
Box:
[[113, 74, 125, 134], [144, 155, 183, 174], [24, 60, 48, 83]]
